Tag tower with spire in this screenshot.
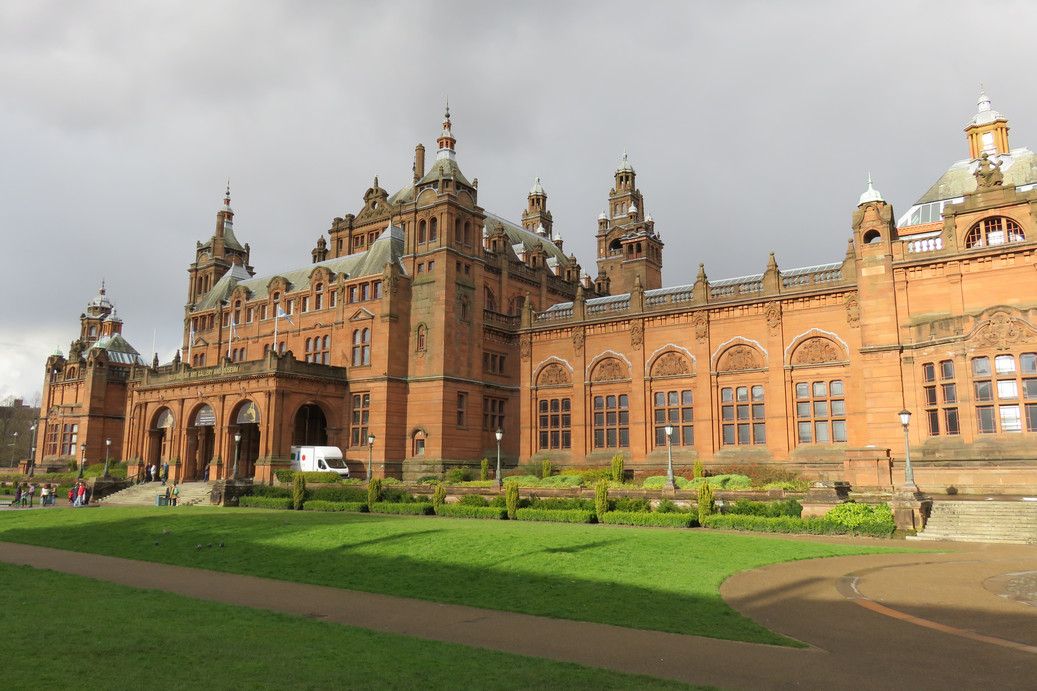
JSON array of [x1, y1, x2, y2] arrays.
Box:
[[522, 177, 553, 238], [594, 152, 663, 294], [187, 185, 254, 306], [965, 89, 1010, 159]]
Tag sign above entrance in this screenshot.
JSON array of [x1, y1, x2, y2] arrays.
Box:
[[236, 401, 260, 425], [194, 405, 216, 427]]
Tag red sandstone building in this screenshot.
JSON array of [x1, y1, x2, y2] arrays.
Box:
[[35, 95, 1037, 493]]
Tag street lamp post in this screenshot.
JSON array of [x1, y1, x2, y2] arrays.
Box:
[[366, 433, 375, 482], [9, 431, 18, 467], [494, 428, 503, 490], [232, 431, 241, 480], [664, 424, 675, 491], [898, 409, 918, 492], [103, 438, 111, 477], [28, 423, 37, 477], [78, 443, 86, 480]]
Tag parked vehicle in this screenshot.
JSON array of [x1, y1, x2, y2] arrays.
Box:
[[289, 446, 350, 478]]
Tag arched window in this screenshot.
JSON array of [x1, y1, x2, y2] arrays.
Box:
[[416, 324, 427, 352], [429, 217, 438, 241], [485, 287, 497, 312], [455, 219, 463, 243], [352, 328, 371, 366], [965, 217, 1025, 249], [418, 220, 427, 244], [314, 283, 323, 310], [463, 221, 471, 246]]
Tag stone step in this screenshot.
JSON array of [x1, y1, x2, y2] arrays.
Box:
[[102, 482, 213, 506], [914, 500, 1037, 544]]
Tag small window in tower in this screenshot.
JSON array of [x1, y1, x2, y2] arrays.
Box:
[[982, 131, 995, 154]]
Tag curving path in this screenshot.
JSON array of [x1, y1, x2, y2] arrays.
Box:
[[2, 536, 1035, 689]]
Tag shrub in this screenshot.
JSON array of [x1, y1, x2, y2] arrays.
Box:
[[537, 474, 584, 488], [654, 499, 689, 514], [693, 460, 705, 479], [601, 512, 697, 528], [595, 478, 609, 518], [435, 504, 508, 520], [711, 463, 802, 488], [369, 502, 435, 515], [292, 473, 306, 510], [516, 460, 543, 479], [946, 485, 959, 496], [381, 477, 401, 486], [727, 498, 802, 518], [480, 458, 490, 481], [700, 513, 895, 538], [303, 500, 368, 512], [505, 480, 519, 519], [308, 485, 367, 503], [380, 487, 416, 503], [824, 502, 895, 530], [432, 483, 446, 508], [611, 496, 650, 513], [239, 496, 292, 510], [504, 475, 539, 486], [367, 478, 382, 506], [698, 482, 716, 522], [303, 471, 342, 484], [611, 454, 625, 483], [541, 459, 553, 478], [251, 485, 291, 499], [457, 494, 488, 507], [526, 496, 595, 511], [515, 508, 597, 524], [444, 466, 476, 483], [416, 475, 439, 485]]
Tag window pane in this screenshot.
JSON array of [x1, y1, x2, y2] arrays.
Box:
[[1000, 405, 1022, 432], [539, 400, 548, 413], [944, 408, 959, 435], [668, 391, 679, 406], [814, 421, 830, 443], [927, 409, 940, 436], [812, 381, 827, 397], [797, 421, 811, 443], [751, 385, 765, 401], [736, 405, 749, 420], [829, 380, 844, 396], [721, 406, 734, 421], [681, 408, 693, 422], [618, 429, 629, 447], [1021, 353, 1037, 374], [922, 363, 936, 382], [977, 407, 996, 433], [655, 428, 667, 446], [942, 384, 957, 403], [618, 395, 628, 408], [736, 386, 748, 402], [682, 427, 694, 445], [813, 401, 828, 417], [974, 381, 993, 401], [940, 360, 955, 379], [972, 357, 991, 376], [721, 387, 733, 403], [995, 355, 1016, 375], [681, 390, 693, 405], [832, 420, 847, 442], [997, 380, 1018, 399], [654, 391, 665, 406], [722, 425, 735, 445], [796, 382, 810, 398], [752, 403, 765, 419], [797, 401, 810, 418], [606, 395, 616, 409], [924, 387, 937, 405], [831, 399, 846, 416], [752, 423, 766, 443], [1024, 379, 1037, 399], [594, 396, 604, 409], [737, 424, 750, 444], [654, 409, 666, 423]]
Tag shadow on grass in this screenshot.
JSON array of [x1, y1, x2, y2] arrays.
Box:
[[0, 507, 886, 646]]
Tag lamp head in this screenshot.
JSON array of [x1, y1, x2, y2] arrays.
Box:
[[367, 433, 375, 446], [898, 408, 911, 426], [234, 432, 241, 442], [664, 424, 673, 437], [106, 438, 111, 447], [495, 428, 503, 442]]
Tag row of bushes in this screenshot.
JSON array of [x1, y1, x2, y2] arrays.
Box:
[[701, 514, 896, 538]]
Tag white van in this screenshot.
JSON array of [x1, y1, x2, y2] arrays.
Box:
[[290, 446, 350, 478]]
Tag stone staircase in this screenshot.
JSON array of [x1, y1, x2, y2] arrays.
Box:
[[909, 500, 1037, 544], [101, 481, 213, 507]]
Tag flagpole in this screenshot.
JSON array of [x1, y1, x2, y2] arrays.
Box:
[[273, 309, 278, 352]]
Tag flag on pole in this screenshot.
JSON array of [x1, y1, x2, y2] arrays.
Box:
[[277, 305, 294, 326], [230, 316, 239, 340], [188, 322, 195, 362]]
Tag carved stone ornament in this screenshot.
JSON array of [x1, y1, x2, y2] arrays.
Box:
[[975, 311, 1034, 350], [592, 358, 626, 382], [719, 345, 760, 371], [538, 363, 571, 386], [519, 334, 531, 361], [630, 321, 644, 350], [792, 338, 842, 365], [765, 304, 781, 332], [652, 352, 690, 377], [572, 327, 585, 354], [845, 294, 861, 328], [974, 152, 1004, 190], [694, 314, 709, 344]]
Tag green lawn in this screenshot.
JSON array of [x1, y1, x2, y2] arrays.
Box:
[[0, 563, 701, 690], [0, 506, 905, 645]]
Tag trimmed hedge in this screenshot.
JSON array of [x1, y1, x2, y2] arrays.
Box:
[[251, 485, 291, 498], [369, 502, 435, 515], [434, 504, 508, 520], [600, 511, 698, 528], [700, 514, 896, 537], [274, 470, 344, 484], [239, 496, 292, 510], [514, 508, 597, 524], [303, 500, 368, 512], [727, 498, 802, 518], [308, 486, 367, 503]]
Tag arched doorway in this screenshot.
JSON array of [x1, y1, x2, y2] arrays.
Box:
[[293, 404, 328, 446], [148, 408, 175, 468], [229, 400, 261, 479], [188, 404, 216, 481]]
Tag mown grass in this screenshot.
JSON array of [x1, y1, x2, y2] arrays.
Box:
[[0, 563, 701, 690], [0, 506, 906, 645]]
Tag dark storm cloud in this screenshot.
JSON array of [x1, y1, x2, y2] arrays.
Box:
[[3, 0, 1036, 398]]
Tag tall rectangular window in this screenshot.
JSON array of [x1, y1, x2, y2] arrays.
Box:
[[592, 394, 629, 448], [60, 423, 79, 457], [457, 392, 467, 427], [350, 393, 370, 446], [538, 398, 572, 449], [794, 380, 846, 444], [972, 354, 1037, 433], [653, 390, 693, 447], [483, 397, 506, 432], [721, 385, 765, 445]]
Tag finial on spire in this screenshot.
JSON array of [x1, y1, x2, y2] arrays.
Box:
[[858, 172, 884, 206]]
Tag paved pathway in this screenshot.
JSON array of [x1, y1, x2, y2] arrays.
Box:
[[1, 535, 1035, 689]]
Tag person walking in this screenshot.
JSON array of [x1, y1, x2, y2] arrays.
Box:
[[151, 464, 158, 483], [161, 462, 169, 486], [170, 483, 180, 507], [68, 486, 75, 504], [26, 483, 35, 508], [12, 483, 22, 507], [39, 484, 49, 506]]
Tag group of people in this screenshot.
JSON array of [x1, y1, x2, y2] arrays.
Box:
[[8, 482, 57, 507], [163, 483, 181, 506], [69, 481, 91, 506], [138, 462, 170, 485]]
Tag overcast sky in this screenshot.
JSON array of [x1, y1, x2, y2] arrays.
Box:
[[3, 0, 1037, 401]]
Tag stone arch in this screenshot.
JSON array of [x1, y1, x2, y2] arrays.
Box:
[[590, 356, 629, 382], [226, 399, 263, 479], [292, 400, 333, 446], [536, 361, 573, 386], [711, 338, 767, 372], [786, 330, 848, 367], [646, 345, 696, 378]]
